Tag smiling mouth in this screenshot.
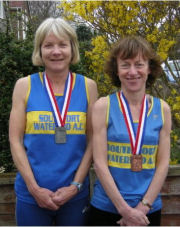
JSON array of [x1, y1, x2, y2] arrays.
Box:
[[127, 77, 141, 80], [50, 59, 63, 61]]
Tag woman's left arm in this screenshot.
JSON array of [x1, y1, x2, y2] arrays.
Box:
[[71, 78, 98, 185], [52, 78, 98, 206], [135, 100, 172, 214]]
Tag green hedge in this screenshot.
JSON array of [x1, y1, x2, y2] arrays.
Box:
[[0, 31, 41, 172]]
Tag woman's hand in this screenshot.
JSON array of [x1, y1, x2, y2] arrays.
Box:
[[51, 185, 78, 206], [135, 201, 150, 215], [117, 207, 150, 226], [30, 186, 59, 210]]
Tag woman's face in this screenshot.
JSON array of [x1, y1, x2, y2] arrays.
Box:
[[41, 32, 72, 74], [117, 53, 150, 93]]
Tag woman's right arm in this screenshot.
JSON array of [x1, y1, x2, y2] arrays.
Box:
[[9, 77, 58, 210], [92, 97, 149, 226]]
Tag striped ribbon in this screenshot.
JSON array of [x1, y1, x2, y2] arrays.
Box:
[[44, 72, 73, 127], [118, 91, 148, 155]]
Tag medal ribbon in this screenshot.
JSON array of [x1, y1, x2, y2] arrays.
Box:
[[44, 72, 73, 127], [118, 91, 148, 155]]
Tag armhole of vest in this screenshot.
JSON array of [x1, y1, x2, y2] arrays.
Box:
[[25, 75, 31, 108], [160, 99, 165, 126], [106, 96, 110, 128], [147, 95, 154, 117], [39, 72, 43, 84], [84, 76, 90, 105], [72, 72, 76, 90]]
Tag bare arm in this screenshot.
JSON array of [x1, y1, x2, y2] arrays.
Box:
[[52, 78, 98, 205], [72, 78, 98, 183], [92, 97, 149, 226], [135, 100, 171, 214], [9, 77, 58, 210], [9, 77, 38, 191]]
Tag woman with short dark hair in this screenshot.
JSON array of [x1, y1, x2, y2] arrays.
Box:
[[89, 36, 171, 226]]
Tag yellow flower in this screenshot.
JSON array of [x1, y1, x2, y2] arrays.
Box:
[[170, 159, 178, 165]]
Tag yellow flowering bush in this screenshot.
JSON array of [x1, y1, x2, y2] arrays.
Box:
[[59, 0, 180, 163]]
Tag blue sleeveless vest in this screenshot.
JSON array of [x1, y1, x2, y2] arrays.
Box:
[[91, 92, 164, 214], [15, 72, 89, 204]]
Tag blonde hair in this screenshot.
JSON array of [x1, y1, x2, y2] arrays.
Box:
[[32, 17, 80, 66]]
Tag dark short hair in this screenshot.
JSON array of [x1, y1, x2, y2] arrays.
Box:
[[105, 36, 163, 88]]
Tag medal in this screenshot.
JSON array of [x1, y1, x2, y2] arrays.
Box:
[[55, 127, 66, 144], [118, 91, 148, 172], [130, 154, 142, 172], [44, 72, 73, 144]]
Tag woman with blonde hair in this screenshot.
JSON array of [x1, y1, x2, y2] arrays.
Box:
[[9, 17, 97, 226]]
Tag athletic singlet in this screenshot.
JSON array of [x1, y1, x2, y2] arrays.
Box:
[[91, 92, 164, 214], [15, 72, 89, 204]]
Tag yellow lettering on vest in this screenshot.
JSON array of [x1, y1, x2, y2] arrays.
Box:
[[25, 111, 86, 135], [108, 141, 158, 169]]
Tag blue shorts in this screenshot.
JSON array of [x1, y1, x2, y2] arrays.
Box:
[[16, 196, 89, 226]]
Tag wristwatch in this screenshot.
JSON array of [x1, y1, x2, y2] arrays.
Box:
[[141, 199, 152, 209], [71, 181, 83, 192]]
